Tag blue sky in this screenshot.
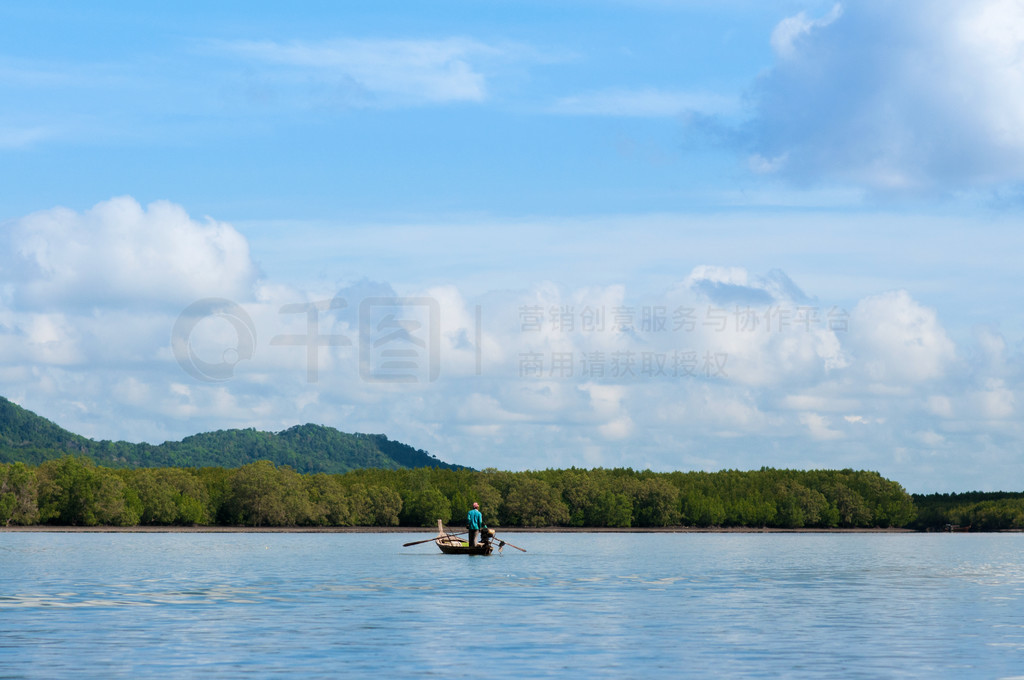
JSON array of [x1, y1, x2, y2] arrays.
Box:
[[2, 1, 1023, 492]]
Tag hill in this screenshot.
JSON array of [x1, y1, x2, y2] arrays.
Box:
[[0, 396, 466, 473]]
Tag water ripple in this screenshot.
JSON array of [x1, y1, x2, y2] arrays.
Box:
[[1, 533, 1022, 678]]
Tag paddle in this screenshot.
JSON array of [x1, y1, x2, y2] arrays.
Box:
[[495, 537, 527, 552], [402, 531, 468, 548]]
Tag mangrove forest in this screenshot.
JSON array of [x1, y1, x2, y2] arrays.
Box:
[[0, 456, 953, 530]]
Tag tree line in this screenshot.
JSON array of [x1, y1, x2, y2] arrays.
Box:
[[1, 457, 926, 529], [910, 492, 1024, 532]]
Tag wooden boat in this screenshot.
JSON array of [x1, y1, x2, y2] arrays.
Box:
[[433, 520, 493, 555], [402, 521, 525, 555]]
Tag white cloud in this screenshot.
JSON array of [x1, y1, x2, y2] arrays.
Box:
[[598, 416, 634, 440], [680, 266, 810, 305], [655, 384, 769, 435], [4, 196, 258, 310], [916, 430, 946, 446], [2, 200, 1022, 490], [112, 376, 151, 407], [973, 326, 1008, 375], [770, 4, 843, 59], [580, 383, 634, 439], [685, 265, 751, 288], [743, 0, 1024, 194], [456, 394, 526, 426], [22, 313, 82, 365], [217, 38, 502, 107], [580, 383, 627, 418], [748, 153, 788, 175], [952, 0, 1024, 150], [848, 290, 956, 383], [799, 411, 843, 440], [782, 393, 860, 413], [972, 378, 1015, 420]]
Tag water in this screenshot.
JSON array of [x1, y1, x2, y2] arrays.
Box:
[[1, 532, 1022, 679]]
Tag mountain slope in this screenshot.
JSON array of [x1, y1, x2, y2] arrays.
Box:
[[0, 397, 466, 473]]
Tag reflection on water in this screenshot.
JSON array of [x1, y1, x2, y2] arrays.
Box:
[[1, 532, 1022, 679]]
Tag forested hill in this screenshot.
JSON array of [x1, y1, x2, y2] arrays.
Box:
[[0, 397, 465, 473]]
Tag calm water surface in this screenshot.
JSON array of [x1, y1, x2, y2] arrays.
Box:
[[1, 532, 1022, 679]]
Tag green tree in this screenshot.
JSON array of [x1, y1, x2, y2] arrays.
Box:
[[401, 487, 452, 526], [500, 476, 570, 526], [304, 474, 358, 526], [682, 492, 726, 527], [824, 483, 871, 527], [773, 480, 830, 528], [847, 471, 917, 527], [127, 468, 211, 525], [356, 485, 402, 526], [589, 490, 633, 527], [556, 468, 599, 527], [223, 461, 311, 526], [36, 456, 138, 526], [0, 462, 39, 526], [468, 481, 503, 526], [633, 477, 681, 527]]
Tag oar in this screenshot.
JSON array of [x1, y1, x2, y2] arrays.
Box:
[[403, 531, 468, 548], [495, 537, 527, 552]]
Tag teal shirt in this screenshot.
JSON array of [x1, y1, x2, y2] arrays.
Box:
[[467, 508, 484, 530]]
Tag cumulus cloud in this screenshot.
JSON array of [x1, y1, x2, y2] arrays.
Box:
[[3, 206, 1020, 490], [744, 0, 1024, 194], [848, 290, 956, 383], [428, 270, 1020, 486], [0, 197, 263, 421], [3, 196, 258, 310]]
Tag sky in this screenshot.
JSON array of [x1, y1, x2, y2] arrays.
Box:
[[2, 0, 1023, 492]]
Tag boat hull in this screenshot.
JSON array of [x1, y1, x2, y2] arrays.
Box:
[[437, 541, 493, 556], [431, 520, 494, 555]]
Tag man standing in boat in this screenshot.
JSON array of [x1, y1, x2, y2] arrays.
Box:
[[467, 502, 485, 547]]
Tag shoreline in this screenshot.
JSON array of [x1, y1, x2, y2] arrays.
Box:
[[0, 525, 918, 534]]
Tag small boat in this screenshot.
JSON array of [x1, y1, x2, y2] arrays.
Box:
[[401, 521, 525, 555], [433, 520, 493, 555]]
